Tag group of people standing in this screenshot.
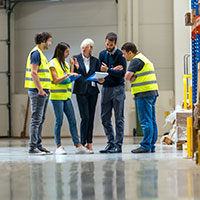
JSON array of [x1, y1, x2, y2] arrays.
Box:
[[25, 31, 159, 155]]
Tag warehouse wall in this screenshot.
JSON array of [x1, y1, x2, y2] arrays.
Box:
[[8, 0, 187, 137], [0, 9, 9, 136], [13, 0, 118, 137]]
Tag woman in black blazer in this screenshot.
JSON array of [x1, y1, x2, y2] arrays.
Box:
[[72, 39, 102, 153]]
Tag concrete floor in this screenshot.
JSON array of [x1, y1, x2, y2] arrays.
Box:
[[0, 137, 200, 200]]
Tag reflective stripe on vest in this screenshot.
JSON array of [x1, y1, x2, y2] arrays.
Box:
[[50, 88, 71, 93], [49, 58, 72, 100], [24, 46, 51, 89], [131, 80, 157, 87], [135, 70, 155, 77], [131, 53, 158, 95], [26, 68, 49, 73], [25, 77, 51, 82]]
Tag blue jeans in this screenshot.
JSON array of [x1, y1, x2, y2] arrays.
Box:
[[51, 99, 80, 146], [136, 96, 158, 151], [28, 90, 49, 149]]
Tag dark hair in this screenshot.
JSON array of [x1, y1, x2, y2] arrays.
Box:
[[121, 42, 138, 54], [34, 32, 52, 44], [105, 32, 117, 43], [52, 42, 70, 72]]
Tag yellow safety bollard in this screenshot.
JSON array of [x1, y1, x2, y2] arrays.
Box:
[[189, 86, 192, 109], [183, 76, 187, 110], [183, 74, 192, 110], [187, 117, 192, 158]]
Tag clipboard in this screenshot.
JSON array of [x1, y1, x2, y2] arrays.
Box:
[[69, 74, 82, 82], [87, 72, 108, 82]]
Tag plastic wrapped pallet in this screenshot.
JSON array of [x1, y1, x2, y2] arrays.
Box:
[[176, 110, 192, 141]]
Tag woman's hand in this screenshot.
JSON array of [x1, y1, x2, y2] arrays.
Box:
[[70, 57, 74, 66], [70, 57, 79, 71], [98, 78, 104, 83], [74, 58, 79, 70], [68, 72, 79, 77]]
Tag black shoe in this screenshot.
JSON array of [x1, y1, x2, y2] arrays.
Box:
[[108, 145, 122, 153], [131, 147, 150, 153], [37, 146, 53, 155], [28, 148, 46, 155], [151, 149, 155, 153], [99, 144, 114, 153]]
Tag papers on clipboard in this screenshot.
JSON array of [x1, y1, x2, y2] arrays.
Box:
[[69, 74, 82, 82], [87, 72, 108, 82]]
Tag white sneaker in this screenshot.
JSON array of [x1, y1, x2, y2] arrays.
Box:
[[76, 146, 90, 154], [56, 146, 67, 155]]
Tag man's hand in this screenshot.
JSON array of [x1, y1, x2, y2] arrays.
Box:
[[125, 71, 134, 81], [38, 89, 48, 96], [130, 75, 136, 82], [101, 62, 108, 72], [113, 65, 123, 71]]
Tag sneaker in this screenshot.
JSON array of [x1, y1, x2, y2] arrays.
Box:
[[76, 145, 90, 154], [28, 148, 46, 155], [56, 146, 67, 155], [38, 146, 53, 155]]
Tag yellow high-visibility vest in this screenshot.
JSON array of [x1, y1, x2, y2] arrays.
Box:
[[24, 46, 51, 89], [131, 53, 158, 95], [49, 58, 72, 100]]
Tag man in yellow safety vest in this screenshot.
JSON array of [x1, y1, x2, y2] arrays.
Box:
[[121, 42, 159, 153], [25, 32, 52, 155]]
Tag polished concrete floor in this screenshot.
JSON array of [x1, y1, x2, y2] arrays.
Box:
[[0, 137, 200, 200]]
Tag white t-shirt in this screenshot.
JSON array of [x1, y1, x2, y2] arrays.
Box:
[[49, 59, 68, 74]]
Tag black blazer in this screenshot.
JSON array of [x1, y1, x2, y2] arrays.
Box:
[[73, 53, 100, 95]]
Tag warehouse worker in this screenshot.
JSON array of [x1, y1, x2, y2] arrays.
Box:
[[49, 42, 90, 154], [121, 42, 159, 153], [25, 32, 53, 155]]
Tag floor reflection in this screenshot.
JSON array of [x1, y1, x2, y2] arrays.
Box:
[[137, 161, 158, 199], [70, 162, 79, 200], [102, 159, 126, 200], [81, 162, 95, 200], [30, 163, 44, 200], [1, 142, 200, 200], [56, 163, 64, 200]]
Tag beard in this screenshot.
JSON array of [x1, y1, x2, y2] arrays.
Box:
[[43, 43, 48, 50], [107, 47, 115, 53]]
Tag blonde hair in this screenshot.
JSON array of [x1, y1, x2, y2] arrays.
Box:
[[80, 38, 94, 49]]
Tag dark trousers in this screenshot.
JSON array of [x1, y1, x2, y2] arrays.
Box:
[[101, 85, 125, 147], [76, 94, 98, 145]]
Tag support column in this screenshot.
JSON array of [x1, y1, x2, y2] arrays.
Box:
[[132, 0, 139, 46]]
